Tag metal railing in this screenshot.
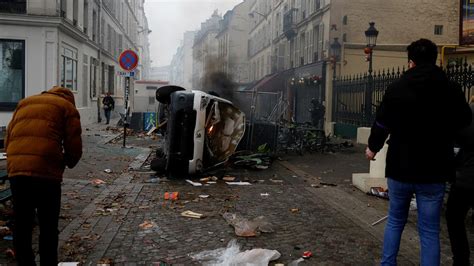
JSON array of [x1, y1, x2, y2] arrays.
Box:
[[333, 58, 473, 127]]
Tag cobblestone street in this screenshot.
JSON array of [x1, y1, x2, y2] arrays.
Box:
[[0, 122, 472, 265]]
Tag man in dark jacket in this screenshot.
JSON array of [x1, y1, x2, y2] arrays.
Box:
[[102, 92, 115, 124], [366, 39, 471, 265], [446, 96, 474, 265], [6, 86, 83, 265]]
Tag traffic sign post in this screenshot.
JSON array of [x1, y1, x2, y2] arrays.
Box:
[[118, 50, 139, 148]]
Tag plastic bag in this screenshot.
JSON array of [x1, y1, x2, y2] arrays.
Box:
[[190, 239, 281, 265], [222, 213, 274, 237]]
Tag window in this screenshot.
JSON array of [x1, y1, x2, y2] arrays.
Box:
[[343, 33, 347, 42], [61, 46, 78, 91], [434, 25, 443, 35], [83, 0, 89, 34], [73, 0, 79, 26], [342, 15, 348, 25], [0, 0, 26, 14], [149, 96, 155, 105], [107, 25, 112, 53], [108, 65, 115, 94], [0, 40, 24, 110], [90, 57, 97, 98], [315, 0, 320, 10], [92, 10, 97, 42]]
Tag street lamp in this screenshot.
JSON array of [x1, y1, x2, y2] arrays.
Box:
[[364, 22, 379, 124], [364, 22, 378, 74]]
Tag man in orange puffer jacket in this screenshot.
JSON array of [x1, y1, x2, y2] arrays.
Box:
[[5, 86, 82, 265]]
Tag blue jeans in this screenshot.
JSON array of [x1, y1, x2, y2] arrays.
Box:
[[381, 178, 445, 266], [104, 109, 111, 124]]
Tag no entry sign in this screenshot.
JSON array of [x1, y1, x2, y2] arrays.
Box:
[[119, 50, 139, 71]]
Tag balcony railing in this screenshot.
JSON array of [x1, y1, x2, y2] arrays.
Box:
[[0, 2, 26, 14], [283, 9, 297, 40]]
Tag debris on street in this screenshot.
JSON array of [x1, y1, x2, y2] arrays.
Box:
[[222, 212, 273, 237], [302, 250, 313, 259], [139, 220, 156, 230], [164, 192, 179, 201], [270, 179, 284, 183], [289, 258, 305, 266], [91, 179, 106, 186], [222, 176, 236, 182], [186, 179, 203, 187], [181, 210, 205, 219], [199, 195, 210, 199], [367, 187, 388, 199], [104, 169, 112, 173], [226, 182, 251, 186], [371, 215, 388, 226], [320, 182, 337, 187], [290, 208, 299, 213], [191, 239, 280, 265], [260, 193, 270, 197]]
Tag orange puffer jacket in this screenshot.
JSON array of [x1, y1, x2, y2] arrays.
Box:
[[5, 86, 83, 181]]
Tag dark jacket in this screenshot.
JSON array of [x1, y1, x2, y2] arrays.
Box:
[[102, 95, 115, 110], [5, 87, 83, 181], [368, 64, 471, 183], [454, 104, 474, 189]]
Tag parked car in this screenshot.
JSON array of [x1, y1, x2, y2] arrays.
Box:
[[154, 86, 245, 177]]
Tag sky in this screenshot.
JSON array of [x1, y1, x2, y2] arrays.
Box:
[[144, 0, 243, 67]]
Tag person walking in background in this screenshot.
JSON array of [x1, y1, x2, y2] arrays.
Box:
[[365, 39, 471, 265], [5, 86, 83, 265], [446, 95, 474, 266], [102, 92, 115, 124]]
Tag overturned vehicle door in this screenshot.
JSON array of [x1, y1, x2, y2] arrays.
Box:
[[155, 86, 245, 177]]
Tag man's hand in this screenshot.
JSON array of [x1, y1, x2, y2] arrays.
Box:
[[365, 147, 376, 161]]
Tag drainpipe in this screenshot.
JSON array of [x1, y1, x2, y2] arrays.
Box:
[[97, 0, 102, 123], [440, 45, 457, 67]]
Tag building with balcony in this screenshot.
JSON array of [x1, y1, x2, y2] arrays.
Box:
[[0, 0, 151, 126]]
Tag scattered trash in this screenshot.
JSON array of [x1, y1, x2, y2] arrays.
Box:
[[104, 169, 112, 173], [199, 195, 210, 199], [226, 182, 252, 186], [320, 182, 337, 187], [367, 187, 388, 199], [289, 258, 305, 266], [371, 215, 388, 226], [222, 176, 236, 182], [222, 212, 274, 237], [139, 220, 156, 230], [164, 192, 179, 201], [255, 165, 269, 170], [200, 177, 210, 182], [290, 208, 299, 213], [146, 126, 157, 136], [147, 177, 160, 183], [191, 239, 280, 265], [311, 184, 321, 188], [207, 181, 217, 184], [0, 153, 6, 160], [302, 251, 313, 259], [3, 235, 12, 241], [181, 210, 205, 219], [58, 263, 79, 266], [186, 180, 203, 187], [91, 179, 106, 186], [270, 179, 284, 183], [260, 193, 270, 197]]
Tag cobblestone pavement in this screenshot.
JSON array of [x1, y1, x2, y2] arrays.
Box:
[[0, 122, 472, 265]]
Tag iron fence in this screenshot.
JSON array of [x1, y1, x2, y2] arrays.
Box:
[[333, 58, 473, 127]]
